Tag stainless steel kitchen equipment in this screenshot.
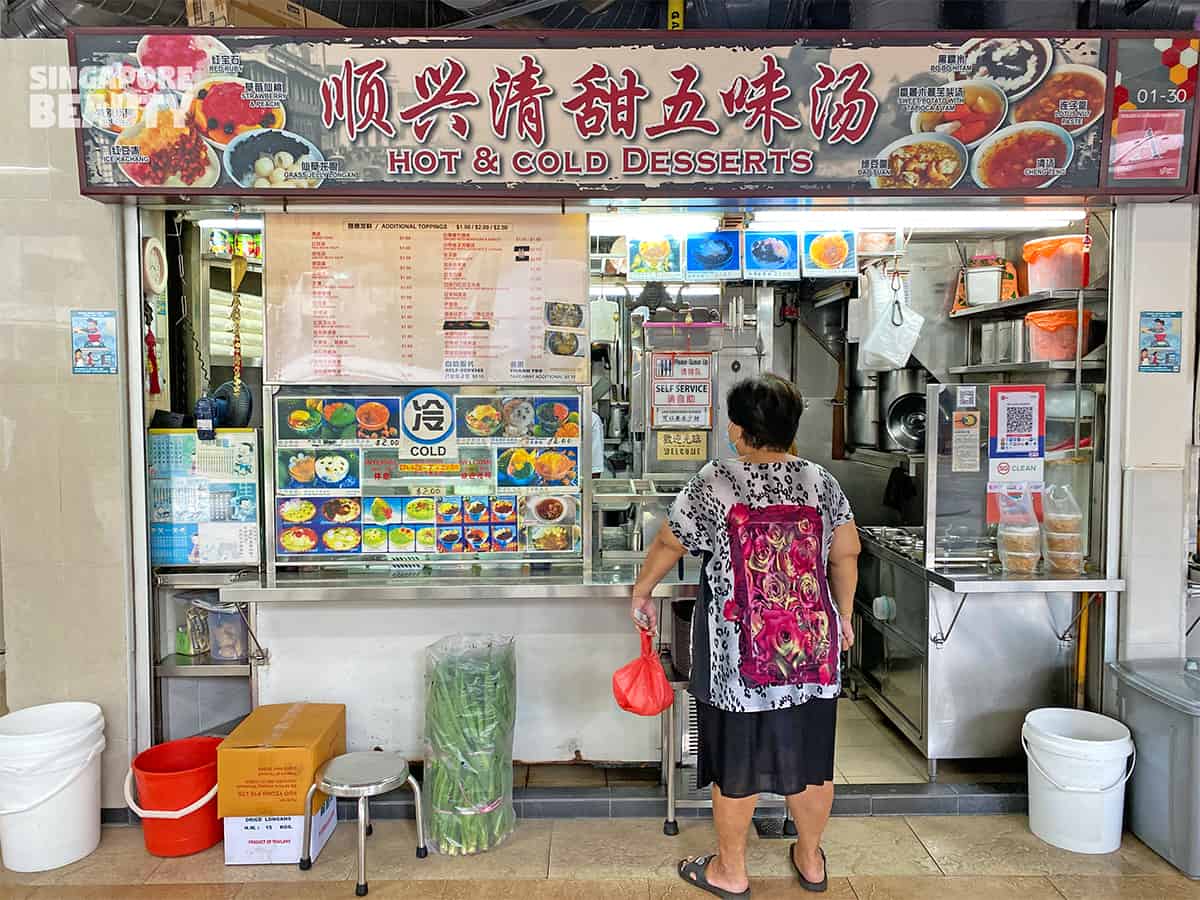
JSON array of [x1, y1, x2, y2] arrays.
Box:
[[848, 384, 1125, 778], [877, 368, 928, 453], [845, 342, 880, 448]]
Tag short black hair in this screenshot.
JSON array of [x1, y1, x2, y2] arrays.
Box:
[[726, 374, 804, 451]]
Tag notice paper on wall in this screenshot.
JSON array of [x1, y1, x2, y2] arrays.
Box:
[[951, 410, 981, 474]]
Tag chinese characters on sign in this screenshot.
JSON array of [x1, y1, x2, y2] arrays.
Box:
[[651, 352, 713, 430], [657, 431, 708, 462], [71, 33, 1165, 196], [267, 214, 588, 386]]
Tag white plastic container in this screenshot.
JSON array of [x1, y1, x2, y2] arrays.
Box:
[[1022, 708, 1135, 855], [1023, 234, 1088, 293], [0, 702, 106, 872], [965, 265, 1004, 305]]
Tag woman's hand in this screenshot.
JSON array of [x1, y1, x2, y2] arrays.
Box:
[[840, 616, 855, 652], [631, 592, 657, 633]]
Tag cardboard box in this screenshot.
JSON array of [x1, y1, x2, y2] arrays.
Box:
[[186, 0, 343, 29], [224, 795, 337, 865], [218, 703, 345, 818]]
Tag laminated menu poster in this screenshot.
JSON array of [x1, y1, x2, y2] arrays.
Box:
[[273, 390, 582, 558], [147, 429, 260, 566], [265, 213, 588, 386]]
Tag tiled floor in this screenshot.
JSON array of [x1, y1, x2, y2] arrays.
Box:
[[517, 699, 1023, 790], [1, 816, 1191, 899]]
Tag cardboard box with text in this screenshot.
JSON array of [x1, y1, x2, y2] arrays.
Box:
[[218, 702, 345, 818]]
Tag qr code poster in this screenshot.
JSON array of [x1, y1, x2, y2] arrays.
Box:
[[988, 386, 1045, 460]]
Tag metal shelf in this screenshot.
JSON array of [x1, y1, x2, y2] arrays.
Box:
[[949, 289, 1107, 321], [154, 569, 257, 588], [155, 654, 250, 678], [846, 448, 924, 474], [949, 360, 1105, 376]]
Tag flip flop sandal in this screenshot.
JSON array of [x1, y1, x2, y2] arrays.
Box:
[[677, 855, 751, 899], [790, 844, 828, 893]]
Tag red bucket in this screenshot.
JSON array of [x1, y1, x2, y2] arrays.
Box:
[[125, 736, 222, 857]]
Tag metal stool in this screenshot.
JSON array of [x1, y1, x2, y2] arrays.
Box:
[[299, 751, 427, 897]]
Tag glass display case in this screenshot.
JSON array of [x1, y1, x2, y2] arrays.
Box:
[[267, 385, 586, 569], [924, 381, 1104, 576]]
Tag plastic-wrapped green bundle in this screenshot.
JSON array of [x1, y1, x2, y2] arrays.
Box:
[[424, 635, 517, 856]]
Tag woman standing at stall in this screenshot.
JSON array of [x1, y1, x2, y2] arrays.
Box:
[[631, 374, 860, 898]]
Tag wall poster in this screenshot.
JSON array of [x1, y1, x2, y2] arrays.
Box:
[[1138, 310, 1183, 373], [70, 309, 119, 375], [148, 429, 260, 565], [265, 213, 588, 385]]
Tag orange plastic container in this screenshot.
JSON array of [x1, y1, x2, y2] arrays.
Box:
[[1022, 234, 1089, 293], [1025, 310, 1093, 362], [128, 736, 222, 857]]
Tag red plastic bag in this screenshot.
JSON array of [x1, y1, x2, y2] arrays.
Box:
[[612, 631, 674, 717]]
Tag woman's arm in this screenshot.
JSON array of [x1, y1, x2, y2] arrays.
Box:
[[828, 522, 861, 650], [630, 527, 687, 632]]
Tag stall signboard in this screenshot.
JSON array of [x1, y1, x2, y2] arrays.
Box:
[[651, 351, 713, 430], [68, 31, 1200, 197], [274, 390, 582, 559], [147, 429, 260, 565], [986, 385, 1046, 523], [266, 213, 588, 386]]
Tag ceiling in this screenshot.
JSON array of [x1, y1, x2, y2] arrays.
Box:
[[1, 0, 1195, 41]]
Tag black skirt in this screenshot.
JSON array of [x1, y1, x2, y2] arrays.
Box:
[[695, 697, 837, 799]]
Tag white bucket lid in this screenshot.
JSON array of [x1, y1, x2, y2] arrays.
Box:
[[1023, 708, 1133, 762], [0, 703, 103, 741]]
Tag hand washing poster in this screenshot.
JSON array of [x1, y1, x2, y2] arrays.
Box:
[[70, 309, 118, 375], [1138, 310, 1182, 373]]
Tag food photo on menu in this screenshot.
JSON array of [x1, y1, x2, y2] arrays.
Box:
[[276, 398, 400, 443], [456, 397, 580, 440], [867, 37, 1104, 192], [276, 448, 360, 492]]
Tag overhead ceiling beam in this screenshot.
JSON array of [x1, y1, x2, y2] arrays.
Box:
[[437, 0, 565, 29]]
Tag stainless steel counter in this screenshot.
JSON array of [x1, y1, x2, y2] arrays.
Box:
[[851, 529, 1117, 778], [857, 528, 1125, 595], [214, 563, 701, 604]]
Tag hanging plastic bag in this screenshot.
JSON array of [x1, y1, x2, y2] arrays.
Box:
[[612, 631, 674, 717], [860, 268, 925, 370], [1042, 485, 1085, 571], [996, 484, 1041, 575]]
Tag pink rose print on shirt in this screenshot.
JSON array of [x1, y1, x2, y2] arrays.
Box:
[[725, 504, 838, 689]]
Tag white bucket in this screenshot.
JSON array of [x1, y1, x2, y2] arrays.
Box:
[[0, 703, 107, 872], [1022, 708, 1135, 855]]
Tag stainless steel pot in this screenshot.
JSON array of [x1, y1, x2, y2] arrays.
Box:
[[845, 342, 878, 389], [846, 388, 880, 448], [877, 368, 928, 453]]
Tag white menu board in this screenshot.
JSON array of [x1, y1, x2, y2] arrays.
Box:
[[266, 214, 589, 385]]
